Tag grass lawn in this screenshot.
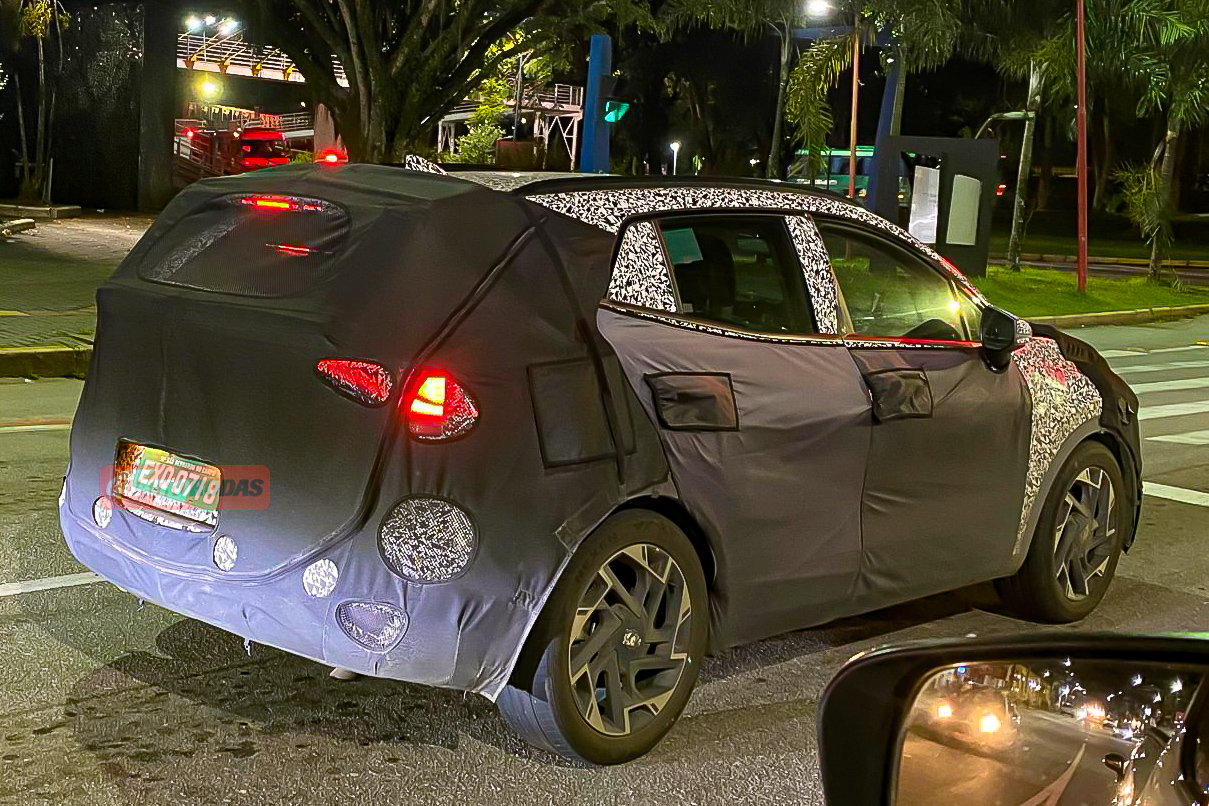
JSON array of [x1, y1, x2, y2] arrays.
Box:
[[988, 211, 1209, 261], [971, 267, 1209, 318]]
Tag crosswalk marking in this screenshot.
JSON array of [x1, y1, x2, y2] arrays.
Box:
[[1114, 360, 1209, 376], [0, 423, 72, 434], [1129, 377, 1209, 394], [1104, 345, 1208, 360], [1149, 345, 1209, 354], [1145, 482, 1209, 509], [0, 572, 102, 598], [1138, 401, 1209, 421], [1149, 429, 1209, 446]]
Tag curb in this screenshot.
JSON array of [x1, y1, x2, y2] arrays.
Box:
[[0, 346, 91, 378], [1030, 303, 1209, 328], [0, 203, 83, 221]]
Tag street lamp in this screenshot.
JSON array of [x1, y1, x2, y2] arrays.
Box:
[[670, 140, 681, 175], [806, 0, 831, 16], [204, 14, 217, 25], [218, 18, 239, 36]]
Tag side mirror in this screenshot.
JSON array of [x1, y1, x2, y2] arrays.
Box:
[[817, 634, 1209, 805], [980, 306, 1031, 369], [1103, 752, 1127, 782]]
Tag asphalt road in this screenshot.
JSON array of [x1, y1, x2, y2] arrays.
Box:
[[898, 710, 1136, 806], [0, 315, 1207, 805]]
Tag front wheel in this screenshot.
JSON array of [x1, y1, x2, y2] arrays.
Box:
[[498, 510, 708, 765], [997, 441, 1128, 623]]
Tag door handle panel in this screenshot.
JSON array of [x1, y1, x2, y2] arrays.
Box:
[[645, 372, 739, 431]]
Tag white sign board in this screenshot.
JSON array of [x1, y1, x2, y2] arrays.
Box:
[[908, 166, 940, 244]]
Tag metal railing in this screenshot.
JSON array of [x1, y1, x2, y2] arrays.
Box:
[[177, 32, 347, 86]]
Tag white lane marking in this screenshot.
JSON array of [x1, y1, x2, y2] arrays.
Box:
[[1130, 377, 1209, 394], [0, 423, 72, 434], [1149, 345, 1209, 354], [1149, 429, 1209, 446], [1115, 359, 1209, 375], [1017, 744, 1085, 806], [1105, 345, 1208, 360], [1145, 482, 1209, 508], [1138, 401, 1209, 421], [0, 572, 102, 598]]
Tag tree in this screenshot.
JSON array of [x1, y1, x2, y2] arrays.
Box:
[[244, 1, 655, 163], [958, 1, 1071, 271], [1, 0, 70, 202], [1129, 0, 1209, 279]]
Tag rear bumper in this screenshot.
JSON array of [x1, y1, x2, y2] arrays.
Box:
[[59, 493, 535, 699]]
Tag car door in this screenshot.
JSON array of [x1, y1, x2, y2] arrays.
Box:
[[814, 216, 1032, 606], [597, 212, 871, 647]]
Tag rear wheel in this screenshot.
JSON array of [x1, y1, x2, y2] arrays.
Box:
[[499, 510, 708, 765], [998, 441, 1127, 623]]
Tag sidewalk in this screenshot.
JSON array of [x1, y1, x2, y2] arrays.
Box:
[[0, 214, 152, 353]]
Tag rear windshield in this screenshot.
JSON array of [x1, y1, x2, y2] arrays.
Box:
[[242, 139, 289, 158], [137, 194, 351, 297]]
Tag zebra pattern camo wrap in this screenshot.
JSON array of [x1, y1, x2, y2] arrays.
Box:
[[609, 221, 678, 312], [1010, 337, 1103, 554], [528, 185, 992, 309]]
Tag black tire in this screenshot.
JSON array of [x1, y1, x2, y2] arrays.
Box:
[[498, 510, 708, 765], [997, 441, 1128, 623]]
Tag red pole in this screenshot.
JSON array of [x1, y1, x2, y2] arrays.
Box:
[[1076, 0, 1089, 293], [849, 11, 860, 199]]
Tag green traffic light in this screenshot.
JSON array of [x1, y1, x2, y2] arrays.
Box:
[[604, 100, 631, 124]]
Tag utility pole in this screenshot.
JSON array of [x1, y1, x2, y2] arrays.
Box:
[[848, 11, 861, 199], [1076, 0, 1089, 293]]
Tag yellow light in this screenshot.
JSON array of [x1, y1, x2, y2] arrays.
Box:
[[948, 299, 961, 314], [979, 714, 1001, 733], [937, 703, 953, 719], [200, 80, 220, 100], [416, 376, 446, 406]]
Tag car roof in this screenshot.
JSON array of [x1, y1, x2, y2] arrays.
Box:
[[446, 168, 858, 203]]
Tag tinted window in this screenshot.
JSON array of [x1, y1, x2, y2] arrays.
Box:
[[818, 222, 968, 341], [659, 216, 816, 335], [243, 139, 289, 157]]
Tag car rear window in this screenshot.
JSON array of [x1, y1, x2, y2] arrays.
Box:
[[137, 193, 351, 297]]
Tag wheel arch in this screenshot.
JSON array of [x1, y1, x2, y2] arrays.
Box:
[[497, 494, 719, 698], [1085, 430, 1142, 551], [1012, 423, 1135, 570]]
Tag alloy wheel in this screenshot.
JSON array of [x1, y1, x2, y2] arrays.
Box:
[[567, 543, 693, 737], [1053, 466, 1117, 602]]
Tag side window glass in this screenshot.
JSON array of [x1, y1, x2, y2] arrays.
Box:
[[818, 222, 968, 341], [657, 216, 816, 336]]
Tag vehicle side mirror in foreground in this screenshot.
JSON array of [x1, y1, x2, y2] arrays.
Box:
[[817, 634, 1209, 805], [981, 306, 1031, 369], [1103, 751, 1127, 782]]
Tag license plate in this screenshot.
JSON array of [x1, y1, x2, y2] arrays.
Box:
[[113, 441, 221, 529]]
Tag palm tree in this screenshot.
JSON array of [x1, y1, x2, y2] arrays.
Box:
[[958, 0, 1071, 271], [1129, 0, 1209, 279]]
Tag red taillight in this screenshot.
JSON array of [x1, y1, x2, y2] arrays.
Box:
[[270, 243, 316, 257], [405, 369, 479, 441], [316, 148, 347, 165], [316, 359, 394, 406], [184, 128, 196, 140], [997, 183, 1008, 197]]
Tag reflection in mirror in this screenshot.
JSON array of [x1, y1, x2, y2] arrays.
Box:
[[895, 659, 1203, 806]]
